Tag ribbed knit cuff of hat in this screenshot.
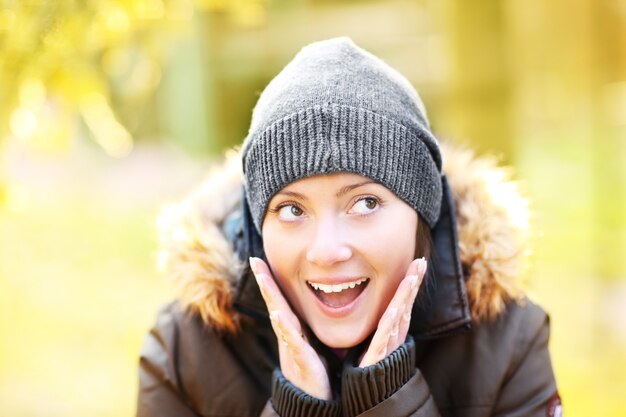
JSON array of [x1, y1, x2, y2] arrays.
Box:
[[271, 369, 340, 417], [243, 104, 443, 232], [341, 336, 416, 417]]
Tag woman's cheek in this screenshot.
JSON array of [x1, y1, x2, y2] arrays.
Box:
[[358, 218, 413, 267], [370, 215, 416, 288], [263, 225, 305, 303]]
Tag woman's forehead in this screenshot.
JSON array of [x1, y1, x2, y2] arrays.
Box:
[[268, 173, 398, 205], [281, 172, 381, 192]]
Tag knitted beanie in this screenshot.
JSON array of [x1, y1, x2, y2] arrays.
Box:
[[242, 37, 443, 232]]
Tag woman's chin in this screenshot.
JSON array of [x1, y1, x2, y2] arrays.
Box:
[[310, 322, 371, 349]]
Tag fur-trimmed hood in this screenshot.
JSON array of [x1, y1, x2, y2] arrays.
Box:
[[157, 144, 531, 334]]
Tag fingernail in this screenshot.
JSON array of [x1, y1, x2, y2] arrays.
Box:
[[389, 307, 398, 321], [249, 257, 260, 276], [418, 258, 427, 278], [390, 325, 399, 337]]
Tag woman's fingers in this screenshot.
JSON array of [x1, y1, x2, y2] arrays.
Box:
[[396, 258, 426, 345], [387, 258, 422, 312], [250, 257, 332, 400], [360, 275, 414, 366], [270, 308, 312, 370], [251, 257, 307, 366], [359, 306, 397, 366], [250, 257, 311, 364], [359, 258, 427, 367], [385, 258, 422, 347], [250, 257, 301, 332]]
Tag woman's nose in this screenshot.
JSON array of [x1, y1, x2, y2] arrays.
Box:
[[305, 218, 352, 266]]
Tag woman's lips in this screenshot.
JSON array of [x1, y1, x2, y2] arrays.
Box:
[[307, 278, 370, 308]]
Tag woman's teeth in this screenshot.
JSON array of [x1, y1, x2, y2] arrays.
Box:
[[308, 278, 369, 293]]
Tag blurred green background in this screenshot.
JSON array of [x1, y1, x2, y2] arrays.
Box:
[[1, 0, 625, 415]]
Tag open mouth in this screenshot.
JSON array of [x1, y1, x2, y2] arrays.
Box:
[[307, 278, 370, 308]]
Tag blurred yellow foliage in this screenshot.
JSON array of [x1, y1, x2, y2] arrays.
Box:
[[0, 0, 192, 155], [1, 1, 625, 416]]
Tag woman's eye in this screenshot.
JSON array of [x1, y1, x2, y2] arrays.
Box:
[[277, 204, 304, 221], [350, 197, 379, 214]]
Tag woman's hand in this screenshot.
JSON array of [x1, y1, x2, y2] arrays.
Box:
[[358, 257, 427, 368], [250, 257, 333, 400]]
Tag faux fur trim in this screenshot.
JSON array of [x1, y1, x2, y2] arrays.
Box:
[[157, 144, 531, 332], [156, 149, 244, 333], [441, 143, 529, 321]]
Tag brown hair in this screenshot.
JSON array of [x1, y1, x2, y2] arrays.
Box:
[[413, 214, 436, 311], [415, 214, 434, 261]]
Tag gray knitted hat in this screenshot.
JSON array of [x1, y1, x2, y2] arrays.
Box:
[[242, 37, 443, 232]]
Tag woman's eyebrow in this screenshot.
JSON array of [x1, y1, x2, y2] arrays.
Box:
[[336, 180, 377, 197], [275, 190, 309, 201], [276, 180, 377, 200]]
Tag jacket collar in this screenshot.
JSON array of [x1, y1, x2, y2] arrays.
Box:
[[231, 174, 472, 340], [157, 144, 530, 334]]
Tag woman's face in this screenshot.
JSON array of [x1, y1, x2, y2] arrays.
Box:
[[261, 172, 418, 348]]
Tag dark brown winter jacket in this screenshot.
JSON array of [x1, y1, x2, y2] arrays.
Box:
[[137, 144, 560, 417]]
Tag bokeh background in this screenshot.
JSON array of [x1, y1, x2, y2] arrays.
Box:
[[1, 0, 625, 415]]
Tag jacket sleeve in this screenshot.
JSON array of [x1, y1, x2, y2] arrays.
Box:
[[261, 369, 341, 417], [136, 310, 201, 417], [341, 337, 441, 417], [492, 311, 560, 417]]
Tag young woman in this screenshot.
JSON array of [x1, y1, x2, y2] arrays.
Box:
[[137, 37, 561, 416]]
